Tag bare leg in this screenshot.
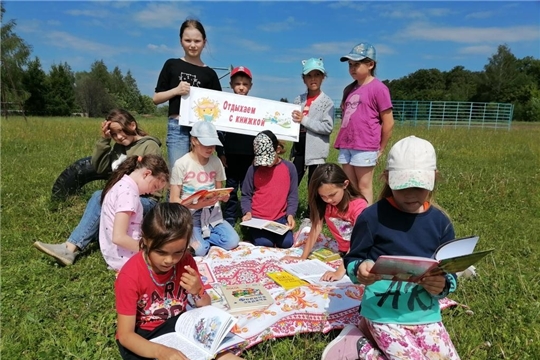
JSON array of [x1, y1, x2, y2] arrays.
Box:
[[342, 164, 358, 188], [353, 165, 375, 205]]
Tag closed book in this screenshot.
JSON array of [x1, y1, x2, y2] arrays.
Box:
[[220, 283, 274, 315], [267, 271, 308, 290]]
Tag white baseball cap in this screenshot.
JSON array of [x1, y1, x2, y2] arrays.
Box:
[[190, 121, 223, 147], [386, 136, 437, 191]]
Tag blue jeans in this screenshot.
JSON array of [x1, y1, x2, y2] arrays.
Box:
[[249, 215, 293, 249], [190, 210, 240, 256], [166, 119, 191, 169], [67, 190, 157, 250]]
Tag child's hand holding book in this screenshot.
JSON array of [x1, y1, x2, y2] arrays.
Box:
[[356, 260, 382, 286]]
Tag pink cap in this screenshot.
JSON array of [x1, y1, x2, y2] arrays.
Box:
[[230, 66, 252, 79]]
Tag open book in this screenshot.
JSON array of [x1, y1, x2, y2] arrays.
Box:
[[369, 235, 493, 282], [181, 188, 234, 206], [150, 305, 238, 360], [240, 218, 289, 235], [281, 259, 352, 286]]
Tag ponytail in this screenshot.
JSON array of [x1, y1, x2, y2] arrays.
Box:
[[101, 154, 169, 204]]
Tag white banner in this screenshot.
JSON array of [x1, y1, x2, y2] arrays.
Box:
[[179, 87, 301, 142]]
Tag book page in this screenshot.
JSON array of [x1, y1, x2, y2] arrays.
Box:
[[438, 249, 493, 273], [282, 260, 352, 286], [150, 332, 211, 360], [262, 221, 289, 235], [435, 235, 479, 260], [240, 218, 268, 229], [201, 187, 234, 200], [173, 306, 236, 354]]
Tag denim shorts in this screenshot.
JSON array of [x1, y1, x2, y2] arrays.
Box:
[[338, 149, 378, 167]]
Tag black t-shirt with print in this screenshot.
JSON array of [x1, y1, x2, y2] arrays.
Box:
[[155, 58, 222, 117]]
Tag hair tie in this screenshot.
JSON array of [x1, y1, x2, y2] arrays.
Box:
[[137, 156, 142, 162]]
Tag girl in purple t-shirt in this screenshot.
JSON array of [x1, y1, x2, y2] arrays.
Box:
[[335, 43, 395, 205]]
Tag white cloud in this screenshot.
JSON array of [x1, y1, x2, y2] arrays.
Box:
[[465, 11, 494, 19], [378, 4, 453, 19], [327, 1, 367, 11], [64, 9, 110, 17], [458, 45, 495, 55], [228, 38, 270, 52], [47, 20, 61, 26], [147, 44, 175, 53], [257, 16, 297, 32], [397, 23, 540, 43], [133, 3, 196, 29], [44, 31, 129, 55]]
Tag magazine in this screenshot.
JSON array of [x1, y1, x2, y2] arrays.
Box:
[[240, 218, 290, 235], [369, 235, 493, 282], [150, 305, 238, 360]]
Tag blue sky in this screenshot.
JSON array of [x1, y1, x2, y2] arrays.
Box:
[[5, 1, 540, 103]]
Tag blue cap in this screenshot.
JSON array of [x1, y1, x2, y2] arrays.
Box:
[[302, 58, 326, 75], [340, 43, 377, 62]]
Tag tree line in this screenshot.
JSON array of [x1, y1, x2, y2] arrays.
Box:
[[2, 4, 539, 121], [382, 45, 540, 122]]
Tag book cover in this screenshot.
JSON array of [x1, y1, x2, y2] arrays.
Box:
[[197, 263, 216, 290], [150, 305, 239, 360], [309, 248, 341, 262], [240, 218, 289, 235], [369, 235, 493, 282], [267, 271, 308, 290], [181, 188, 234, 206], [220, 283, 274, 315]]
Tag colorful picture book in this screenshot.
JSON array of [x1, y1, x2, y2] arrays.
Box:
[[281, 259, 352, 286], [309, 248, 341, 262], [240, 218, 289, 235], [181, 187, 234, 206], [220, 283, 274, 315], [369, 235, 493, 282], [267, 271, 309, 290], [197, 263, 216, 290], [150, 305, 239, 360]]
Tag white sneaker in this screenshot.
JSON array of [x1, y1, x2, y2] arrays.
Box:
[[321, 325, 364, 360]]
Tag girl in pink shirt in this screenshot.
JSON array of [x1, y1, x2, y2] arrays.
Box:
[[335, 43, 394, 205], [99, 154, 169, 271], [283, 163, 367, 280]]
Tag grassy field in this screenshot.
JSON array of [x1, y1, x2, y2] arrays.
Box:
[[1, 116, 539, 359]]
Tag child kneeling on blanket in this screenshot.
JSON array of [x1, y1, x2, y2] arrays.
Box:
[[322, 136, 461, 360]]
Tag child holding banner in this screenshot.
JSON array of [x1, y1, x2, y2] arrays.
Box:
[[241, 131, 299, 248], [291, 58, 335, 187], [153, 19, 222, 168], [218, 66, 256, 226]]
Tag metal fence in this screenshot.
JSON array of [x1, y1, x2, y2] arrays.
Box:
[[333, 100, 514, 130]]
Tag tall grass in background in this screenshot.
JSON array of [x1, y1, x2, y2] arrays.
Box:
[[1, 117, 539, 359]]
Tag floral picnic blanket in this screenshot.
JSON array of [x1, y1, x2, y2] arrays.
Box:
[[195, 230, 460, 354]]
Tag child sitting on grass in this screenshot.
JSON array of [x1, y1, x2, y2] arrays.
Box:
[[99, 154, 169, 271], [323, 136, 460, 360], [169, 121, 240, 256], [115, 202, 243, 360], [241, 130, 298, 248]]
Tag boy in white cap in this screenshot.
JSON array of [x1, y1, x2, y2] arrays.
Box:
[[323, 136, 461, 360], [241, 130, 299, 248], [170, 121, 240, 256]]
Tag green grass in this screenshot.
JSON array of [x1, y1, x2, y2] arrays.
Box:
[[2, 116, 539, 359]]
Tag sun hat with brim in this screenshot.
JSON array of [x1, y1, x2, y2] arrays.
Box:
[[253, 132, 277, 166], [302, 58, 326, 75], [386, 136, 436, 191], [190, 121, 223, 147], [340, 42, 377, 62]]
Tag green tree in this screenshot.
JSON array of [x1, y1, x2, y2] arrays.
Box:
[[444, 66, 479, 102], [1, 3, 32, 113], [22, 57, 49, 115], [74, 71, 114, 117], [123, 71, 142, 112], [139, 95, 156, 115], [110, 66, 128, 109], [47, 62, 76, 116]]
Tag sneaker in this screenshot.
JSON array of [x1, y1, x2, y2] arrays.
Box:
[[321, 325, 364, 360], [33, 241, 79, 266]]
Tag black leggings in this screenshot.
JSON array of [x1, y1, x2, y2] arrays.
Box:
[[117, 315, 179, 360]]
